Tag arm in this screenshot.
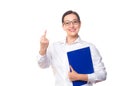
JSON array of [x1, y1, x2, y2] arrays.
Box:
[[37, 30, 51, 68], [37, 51, 51, 68], [88, 45, 107, 83], [68, 45, 107, 83]]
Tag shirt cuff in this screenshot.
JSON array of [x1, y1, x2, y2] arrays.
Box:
[[88, 73, 96, 83], [37, 54, 46, 62]]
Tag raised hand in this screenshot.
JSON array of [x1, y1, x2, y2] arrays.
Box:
[[39, 30, 49, 55]]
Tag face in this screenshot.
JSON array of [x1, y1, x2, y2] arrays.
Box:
[[62, 13, 81, 37]]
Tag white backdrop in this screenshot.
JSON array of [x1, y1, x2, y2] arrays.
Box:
[[0, 0, 120, 86]]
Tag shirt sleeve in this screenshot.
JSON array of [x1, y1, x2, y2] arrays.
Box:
[[37, 45, 52, 68], [37, 54, 50, 68], [88, 44, 107, 83]]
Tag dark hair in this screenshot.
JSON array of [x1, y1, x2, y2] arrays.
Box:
[[62, 10, 80, 23]]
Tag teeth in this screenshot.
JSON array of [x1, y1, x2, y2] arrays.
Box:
[[69, 29, 76, 32]]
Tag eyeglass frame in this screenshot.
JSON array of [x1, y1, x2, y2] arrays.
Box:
[[63, 19, 80, 26]]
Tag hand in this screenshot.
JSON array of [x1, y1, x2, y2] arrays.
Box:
[[39, 30, 49, 55], [68, 66, 80, 81], [68, 66, 88, 81]]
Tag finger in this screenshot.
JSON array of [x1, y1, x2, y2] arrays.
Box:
[[70, 65, 74, 72], [43, 30, 47, 38], [41, 30, 47, 40]]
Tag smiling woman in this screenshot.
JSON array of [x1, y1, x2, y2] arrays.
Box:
[[62, 11, 81, 44], [1, 0, 120, 86], [37, 10, 107, 86]]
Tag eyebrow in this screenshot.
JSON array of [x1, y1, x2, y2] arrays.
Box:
[[64, 19, 78, 22]]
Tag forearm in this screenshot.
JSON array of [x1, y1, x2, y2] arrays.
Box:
[[37, 54, 50, 68], [39, 48, 47, 56], [88, 70, 107, 83], [77, 74, 88, 81]]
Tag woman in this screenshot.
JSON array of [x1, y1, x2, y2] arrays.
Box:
[[37, 10, 107, 86]]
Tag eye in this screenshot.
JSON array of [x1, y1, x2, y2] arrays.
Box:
[[64, 22, 70, 25], [73, 20, 79, 24]]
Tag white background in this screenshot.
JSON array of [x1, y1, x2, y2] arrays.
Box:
[[0, 0, 120, 86]]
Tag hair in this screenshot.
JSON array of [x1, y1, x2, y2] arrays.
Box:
[[62, 10, 80, 23]]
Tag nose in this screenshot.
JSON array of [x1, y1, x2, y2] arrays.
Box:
[[69, 22, 74, 27]]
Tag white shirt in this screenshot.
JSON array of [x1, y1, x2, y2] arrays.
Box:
[[37, 37, 107, 86]]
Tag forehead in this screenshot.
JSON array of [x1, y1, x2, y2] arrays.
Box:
[[64, 13, 78, 21]]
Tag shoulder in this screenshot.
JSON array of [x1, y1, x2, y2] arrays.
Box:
[[81, 40, 96, 48], [80, 40, 99, 52], [81, 40, 103, 62], [83, 41, 101, 56]]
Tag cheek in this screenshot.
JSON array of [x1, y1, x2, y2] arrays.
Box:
[[64, 28, 69, 32], [62, 26, 68, 31], [62, 25, 65, 31], [76, 25, 80, 31], [63, 27, 66, 31]]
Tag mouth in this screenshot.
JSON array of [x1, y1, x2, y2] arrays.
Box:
[[68, 29, 76, 32]]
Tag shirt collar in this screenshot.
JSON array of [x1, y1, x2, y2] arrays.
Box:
[[59, 36, 82, 44]]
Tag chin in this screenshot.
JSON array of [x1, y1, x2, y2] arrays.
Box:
[[69, 33, 78, 37]]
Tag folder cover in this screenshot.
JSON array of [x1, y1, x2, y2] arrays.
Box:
[[67, 47, 94, 86]]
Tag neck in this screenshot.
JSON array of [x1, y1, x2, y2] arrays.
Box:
[[66, 35, 79, 44]]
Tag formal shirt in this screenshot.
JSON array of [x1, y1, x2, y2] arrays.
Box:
[[37, 36, 107, 86]]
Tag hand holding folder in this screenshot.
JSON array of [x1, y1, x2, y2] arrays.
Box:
[[67, 47, 94, 86]]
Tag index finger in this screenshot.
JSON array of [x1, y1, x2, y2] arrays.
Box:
[[43, 30, 47, 38]]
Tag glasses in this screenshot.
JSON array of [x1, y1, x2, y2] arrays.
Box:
[[63, 20, 80, 26]]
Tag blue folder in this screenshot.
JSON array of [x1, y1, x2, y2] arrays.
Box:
[[67, 47, 94, 86]]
